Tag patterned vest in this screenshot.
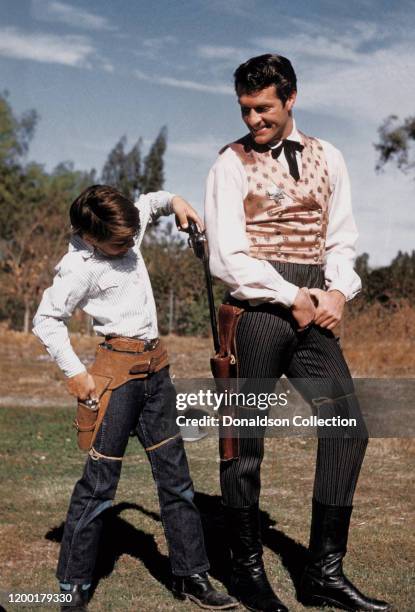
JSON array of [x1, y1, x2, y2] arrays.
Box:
[[226, 132, 331, 264]]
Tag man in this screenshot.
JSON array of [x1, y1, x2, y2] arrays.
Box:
[[204, 54, 390, 612]]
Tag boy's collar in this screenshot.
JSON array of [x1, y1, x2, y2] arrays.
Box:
[[69, 234, 94, 260]]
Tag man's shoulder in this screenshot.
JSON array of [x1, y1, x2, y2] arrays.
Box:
[[210, 134, 253, 174], [315, 136, 342, 157], [219, 134, 252, 156], [303, 131, 344, 163]]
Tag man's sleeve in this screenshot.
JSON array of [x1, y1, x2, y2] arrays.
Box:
[[134, 191, 175, 247], [32, 256, 91, 377], [204, 150, 299, 307], [324, 147, 362, 300]]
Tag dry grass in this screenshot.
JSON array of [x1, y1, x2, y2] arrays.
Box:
[[341, 302, 415, 376], [1, 302, 415, 408]]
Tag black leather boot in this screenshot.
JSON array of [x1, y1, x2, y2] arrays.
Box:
[[299, 499, 391, 611], [224, 504, 288, 612], [172, 572, 238, 609], [60, 584, 89, 611]]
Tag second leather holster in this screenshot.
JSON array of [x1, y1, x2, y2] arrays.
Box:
[[74, 339, 169, 451], [210, 303, 244, 461]]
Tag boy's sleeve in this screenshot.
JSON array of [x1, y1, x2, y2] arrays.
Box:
[[32, 256, 91, 378], [134, 191, 175, 247]]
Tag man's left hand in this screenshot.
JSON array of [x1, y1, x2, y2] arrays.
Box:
[[308, 288, 346, 330], [172, 196, 204, 232]]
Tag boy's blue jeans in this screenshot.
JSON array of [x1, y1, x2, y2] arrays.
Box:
[[57, 367, 209, 584]]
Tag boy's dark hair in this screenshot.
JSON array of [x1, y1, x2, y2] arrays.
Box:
[[70, 185, 140, 243], [234, 54, 297, 104]]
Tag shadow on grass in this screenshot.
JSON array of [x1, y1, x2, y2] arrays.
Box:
[[194, 492, 309, 593], [45, 494, 308, 598], [45, 501, 171, 600]]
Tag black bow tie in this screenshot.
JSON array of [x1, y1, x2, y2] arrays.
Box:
[[271, 139, 304, 181]]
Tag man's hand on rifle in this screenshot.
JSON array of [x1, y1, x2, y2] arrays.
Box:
[[66, 371, 97, 401], [291, 287, 316, 331], [309, 288, 346, 330], [171, 196, 204, 232]]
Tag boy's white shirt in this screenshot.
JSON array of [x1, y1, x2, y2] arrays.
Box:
[[32, 191, 174, 378]]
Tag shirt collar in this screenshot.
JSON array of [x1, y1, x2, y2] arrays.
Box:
[[69, 234, 94, 260], [269, 119, 302, 150]]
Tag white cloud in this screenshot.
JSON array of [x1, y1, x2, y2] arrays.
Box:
[[142, 35, 177, 51], [32, 0, 115, 31], [102, 62, 114, 73], [0, 27, 95, 67], [297, 43, 415, 123], [246, 23, 415, 123], [134, 69, 233, 95], [168, 137, 222, 161], [254, 33, 362, 63], [135, 35, 178, 61], [197, 45, 248, 61]]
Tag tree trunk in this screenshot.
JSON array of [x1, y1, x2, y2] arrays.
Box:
[[168, 288, 174, 334], [23, 302, 30, 334]]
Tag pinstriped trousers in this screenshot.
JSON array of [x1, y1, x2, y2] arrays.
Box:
[[221, 262, 368, 508]]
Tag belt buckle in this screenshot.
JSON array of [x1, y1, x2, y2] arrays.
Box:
[[144, 339, 158, 352]]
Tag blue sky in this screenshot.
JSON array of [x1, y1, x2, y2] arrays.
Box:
[[1, 0, 414, 265]]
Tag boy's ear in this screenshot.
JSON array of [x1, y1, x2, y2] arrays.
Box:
[[82, 235, 95, 247]]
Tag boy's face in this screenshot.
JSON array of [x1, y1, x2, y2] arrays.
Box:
[[84, 236, 135, 258]]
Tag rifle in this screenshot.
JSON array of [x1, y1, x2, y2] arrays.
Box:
[[188, 221, 240, 461], [187, 221, 219, 354]]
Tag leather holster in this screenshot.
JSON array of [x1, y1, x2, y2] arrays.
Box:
[[210, 303, 244, 461], [74, 339, 169, 451]]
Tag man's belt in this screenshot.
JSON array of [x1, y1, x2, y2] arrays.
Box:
[[73, 339, 169, 451]]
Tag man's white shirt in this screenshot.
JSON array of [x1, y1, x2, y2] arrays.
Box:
[[32, 191, 174, 378], [204, 121, 361, 308]]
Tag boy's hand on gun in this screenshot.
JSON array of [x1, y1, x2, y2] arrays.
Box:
[[172, 196, 204, 232], [66, 371, 97, 401]]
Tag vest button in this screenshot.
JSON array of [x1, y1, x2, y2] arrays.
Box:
[[314, 256, 319, 262]]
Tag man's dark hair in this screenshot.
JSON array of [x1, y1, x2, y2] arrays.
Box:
[[70, 185, 140, 243], [234, 54, 297, 104]]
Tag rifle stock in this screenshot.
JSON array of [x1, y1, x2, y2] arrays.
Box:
[[188, 222, 243, 461]]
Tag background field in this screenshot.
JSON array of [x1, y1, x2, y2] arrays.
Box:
[[1, 304, 414, 611]]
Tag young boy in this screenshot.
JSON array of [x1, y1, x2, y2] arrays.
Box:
[[33, 185, 237, 611]]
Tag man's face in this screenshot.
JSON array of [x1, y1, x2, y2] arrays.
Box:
[[237, 84, 296, 146]]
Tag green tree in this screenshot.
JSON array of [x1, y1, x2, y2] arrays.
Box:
[[141, 126, 167, 193], [0, 92, 39, 240], [101, 127, 166, 200], [375, 114, 415, 173]]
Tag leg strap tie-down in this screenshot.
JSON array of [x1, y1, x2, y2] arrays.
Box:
[[311, 393, 355, 408], [89, 447, 123, 461], [145, 433, 181, 453]]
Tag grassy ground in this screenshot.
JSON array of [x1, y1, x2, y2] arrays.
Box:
[[0, 407, 414, 611], [0, 303, 414, 611]]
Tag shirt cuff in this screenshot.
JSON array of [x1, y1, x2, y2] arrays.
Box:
[[327, 281, 359, 302], [149, 191, 175, 217], [56, 352, 87, 378], [270, 280, 299, 308]]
